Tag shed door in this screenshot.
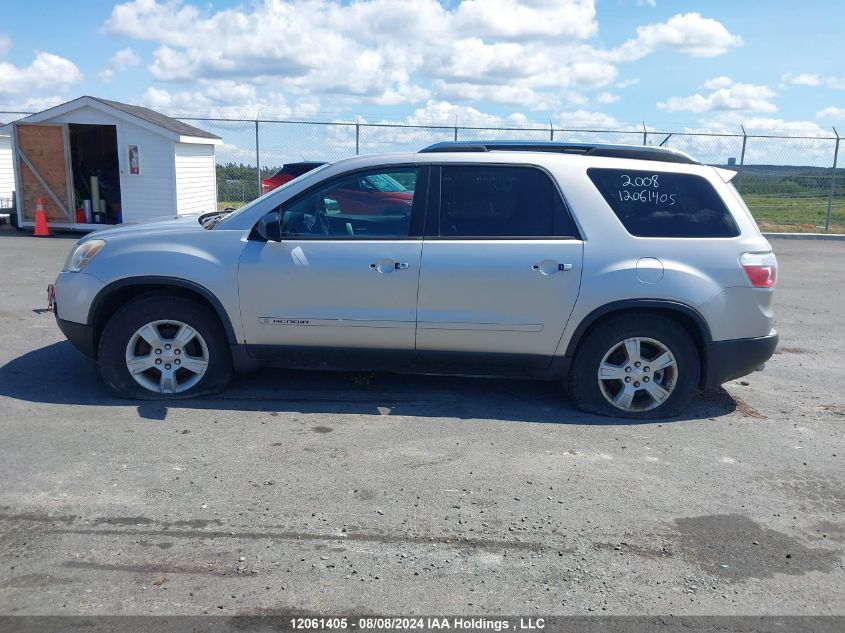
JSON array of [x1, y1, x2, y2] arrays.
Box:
[[15, 124, 73, 222]]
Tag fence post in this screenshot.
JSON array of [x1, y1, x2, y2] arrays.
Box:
[[355, 118, 360, 156], [454, 116, 458, 142], [550, 118, 554, 141], [738, 125, 747, 194], [642, 122, 647, 146], [254, 120, 261, 198], [825, 126, 840, 231]]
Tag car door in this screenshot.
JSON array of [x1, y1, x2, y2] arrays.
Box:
[[238, 165, 427, 357], [415, 164, 584, 368]]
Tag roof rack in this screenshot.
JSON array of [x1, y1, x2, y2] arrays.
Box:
[[418, 141, 699, 165]]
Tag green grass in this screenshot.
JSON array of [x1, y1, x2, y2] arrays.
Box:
[[743, 195, 845, 233]]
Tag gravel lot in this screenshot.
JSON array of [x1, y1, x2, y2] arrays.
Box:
[[0, 227, 842, 616]]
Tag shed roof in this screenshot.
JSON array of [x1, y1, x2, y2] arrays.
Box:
[[89, 97, 220, 140], [0, 96, 221, 144]]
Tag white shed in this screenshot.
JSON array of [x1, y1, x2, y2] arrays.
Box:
[[0, 132, 13, 210], [0, 96, 221, 230]]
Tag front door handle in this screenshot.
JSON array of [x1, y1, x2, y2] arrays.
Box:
[[532, 260, 573, 275], [369, 259, 409, 274]]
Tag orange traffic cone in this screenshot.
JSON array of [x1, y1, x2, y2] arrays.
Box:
[[34, 197, 51, 237]]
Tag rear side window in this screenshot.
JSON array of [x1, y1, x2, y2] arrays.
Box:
[[439, 165, 577, 238], [587, 168, 739, 238]]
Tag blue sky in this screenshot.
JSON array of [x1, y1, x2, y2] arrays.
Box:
[[0, 0, 843, 134]]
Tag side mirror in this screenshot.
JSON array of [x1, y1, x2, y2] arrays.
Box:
[[254, 211, 282, 242], [323, 197, 340, 214]]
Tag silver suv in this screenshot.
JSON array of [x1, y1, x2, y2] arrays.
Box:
[[50, 141, 778, 419]]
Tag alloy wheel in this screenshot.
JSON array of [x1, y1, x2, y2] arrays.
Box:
[[124, 320, 209, 394], [597, 336, 678, 412]]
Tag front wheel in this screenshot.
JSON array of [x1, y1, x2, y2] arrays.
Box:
[[98, 295, 233, 399], [568, 314, 700, 419]]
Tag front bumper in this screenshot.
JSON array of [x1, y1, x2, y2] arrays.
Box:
[[56, 317, 97, 359], [50, 271, 104, 359], [704, 329, 778, 389]]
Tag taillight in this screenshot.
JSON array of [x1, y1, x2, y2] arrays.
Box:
[[740, 252, 778, 288]]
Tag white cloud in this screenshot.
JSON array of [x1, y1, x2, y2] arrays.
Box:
[[609, 12, 742, 62], [784, 73, 845, 90], [787, 73, 822, 87], [0, 34, 10, 57], [0, 95, 65, 112], [0, 51, 82, 97], [555, 110, 621, 128], [596, 92, 619, 104], [658, 78, 777, 113], [703, 76, 733, 90], [564, 92, 590, 106], [406, 100, 507, 127], [636, 0, 657, 6], [451, 0, 598, 41], [817, 107, 845, 120], [744, 118, 827, 135], [616, 78, 640, 89], [111, 47, 141, 71], [431, 38, 536, 83], [99, 47, 141, 82], [506, 112, 531, 126], [106, 0, 446, 104], [216, 141, 255, 163], [102, 1, 740, 109], [104, 0, 202, 43], [698, 113, 831, 136], [141, 82, 320, 119], [432, 80, 553, 110]]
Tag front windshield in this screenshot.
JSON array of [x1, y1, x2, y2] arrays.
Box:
[[212, 162, 332, 228]]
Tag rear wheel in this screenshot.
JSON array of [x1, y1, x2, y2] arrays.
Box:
[[98, 295, 232, 399], [569, 313, 700, 419]]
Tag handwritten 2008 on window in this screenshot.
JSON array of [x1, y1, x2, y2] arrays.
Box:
[[618, 174, 677, 206]]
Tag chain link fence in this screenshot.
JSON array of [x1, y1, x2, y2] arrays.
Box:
[[2, 110, 841, 232]]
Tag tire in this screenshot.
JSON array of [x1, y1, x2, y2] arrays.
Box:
[[568, 313, 700, 419], [97, 295, 233, 399]]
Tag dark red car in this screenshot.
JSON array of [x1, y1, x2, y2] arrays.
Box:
[[264, 163, 414, 216], [321, 172, 414, 215], [261, 162, 327, 194]]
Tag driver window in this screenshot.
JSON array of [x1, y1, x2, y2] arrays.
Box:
[[280, 168, 419, 239]]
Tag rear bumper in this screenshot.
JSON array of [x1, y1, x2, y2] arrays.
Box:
[[56, 317, 97, 359], [704, 329, 778, 389]]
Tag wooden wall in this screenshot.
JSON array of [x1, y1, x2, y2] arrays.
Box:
[[16, 124, 71, 221]]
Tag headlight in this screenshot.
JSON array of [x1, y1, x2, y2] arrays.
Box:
[[64, 239, 106, 272]]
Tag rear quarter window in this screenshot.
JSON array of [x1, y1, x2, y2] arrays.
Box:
[[587, 168, 739, 238]]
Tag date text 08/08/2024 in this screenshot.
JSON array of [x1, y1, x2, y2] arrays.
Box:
[[289, 618, 547, 631]]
